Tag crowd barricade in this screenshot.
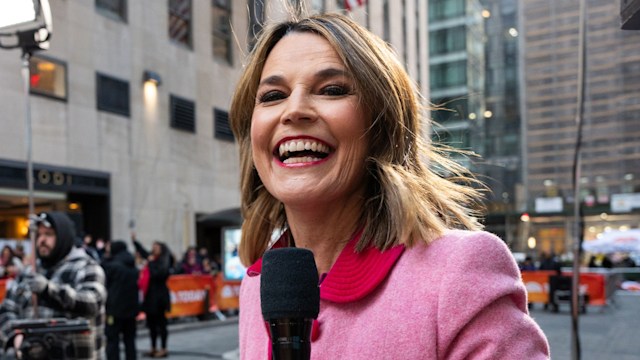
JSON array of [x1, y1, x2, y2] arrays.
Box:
[[521, 270, 618, 306], [0, 274, 242, 320], [0, 278, 7, 303]]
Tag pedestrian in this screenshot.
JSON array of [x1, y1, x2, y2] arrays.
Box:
[[229, 12, 550, 359], [132, 234, 173, 358], [0, 211, 106, 359], [101, 240, 140, 360], [178, 247, 203, 275], [0, 245, 23, 279]]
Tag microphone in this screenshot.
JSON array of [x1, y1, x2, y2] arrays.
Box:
[[261, 248, 320, 360]]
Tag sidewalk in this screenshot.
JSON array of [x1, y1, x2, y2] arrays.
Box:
[[531, 291, 640, 360]]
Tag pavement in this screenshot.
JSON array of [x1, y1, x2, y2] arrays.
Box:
[[144, 292, 640, 359], [530, 291, 640, 360], [4, 291, 639, 359]]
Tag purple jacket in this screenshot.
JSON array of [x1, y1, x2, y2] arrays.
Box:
[[239, 230, 550, 359]]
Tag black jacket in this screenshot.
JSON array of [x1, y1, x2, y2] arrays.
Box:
[[101, 241, 140, 318]]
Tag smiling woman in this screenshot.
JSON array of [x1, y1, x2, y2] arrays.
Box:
[[230, 12, 550, 360]]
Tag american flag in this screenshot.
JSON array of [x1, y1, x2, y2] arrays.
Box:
[[345, 0, 367, 11]]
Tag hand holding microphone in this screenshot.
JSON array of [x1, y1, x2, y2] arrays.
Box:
[[261, 248, 320, 360]]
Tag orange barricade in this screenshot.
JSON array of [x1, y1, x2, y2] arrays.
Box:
[[215, 274, 241, 312], [521, 270, 608, 306], [166, 274, 217, 318], [521, 270, 556, 303], [0, 278, 7, 304]]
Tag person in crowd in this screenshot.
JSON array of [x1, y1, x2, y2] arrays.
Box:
[[12, 244, 25, 262], [0, 245, 23, 279], [132, 234, 173, 358], [520, 255, 537, 271], [229, 12, 550, 359], [539, 251, 562, 273], [80, 233, 101, 261], [177, 246, 203, 275], [0, 212, 106, 359], [101, 240, 140, 360]]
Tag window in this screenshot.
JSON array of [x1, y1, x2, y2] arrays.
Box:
[[248, 0, 264, 50], [429, 26, 466, 56], [170, 95, 196, 133], [212, 0, 232, 63], [431, 97, 469, 124], [214, 108, 233, 141], [429, 0, 465, 21], [29, 56, 67, 101], [169, 0, 192, 47], [430, 60, 467, 89], [96, 73, 130, 116], [96, 0, 127, 22]]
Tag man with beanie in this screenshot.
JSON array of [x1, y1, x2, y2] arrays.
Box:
[[0, 211, 107, 359], [101, 240, 139, 360]]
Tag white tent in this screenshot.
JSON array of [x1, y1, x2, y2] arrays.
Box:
[[582, 229, 640, 254]]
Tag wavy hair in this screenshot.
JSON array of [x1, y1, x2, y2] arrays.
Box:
[[230, 13, 484, 266]]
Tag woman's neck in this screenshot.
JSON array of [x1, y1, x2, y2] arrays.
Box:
[[284, 198, 363, 275]]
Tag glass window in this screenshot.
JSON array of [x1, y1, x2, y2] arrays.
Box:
[[96, 0, 127, 22], [431, 97, 469, 124], [169, 0, 192, 47], [248, 0, 264, 50], [429, 26, 466, 56], [29, 56, 67, 100], [430, 60, 467, 88], [212, 0, 232, 63], [429, 0, 465, 21], [96, 73, 130, 117]]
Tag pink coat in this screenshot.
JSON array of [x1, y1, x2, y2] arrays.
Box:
[[239, 230, 550, 359]]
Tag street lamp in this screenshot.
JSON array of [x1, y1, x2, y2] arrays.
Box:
[[0, 0, 53, 274], [0, 0, 52, 51]]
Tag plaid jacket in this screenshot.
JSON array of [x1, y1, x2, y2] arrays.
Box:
[[0, 247, 107, 359]]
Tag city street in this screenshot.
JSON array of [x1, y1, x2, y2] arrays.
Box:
[[532, 291, 640, 360], [133, 291, 640, 359], [135, 317, 239, 359], [1, 292, 638, 359]]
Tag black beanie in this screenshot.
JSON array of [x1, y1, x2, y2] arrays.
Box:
[[36, 212, 76, 269]]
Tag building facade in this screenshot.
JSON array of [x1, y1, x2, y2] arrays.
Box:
[[0, 0, 430, 259], [477, 0, 522, 248], [520, 0, 640, 257], [428, 0, 486, 170]]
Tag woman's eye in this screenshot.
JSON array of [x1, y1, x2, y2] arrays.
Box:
[[258, 90, 286, 103], [321, 85, 349, 96]]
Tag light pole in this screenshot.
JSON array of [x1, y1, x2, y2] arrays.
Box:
[[0, 0, 52, 279]]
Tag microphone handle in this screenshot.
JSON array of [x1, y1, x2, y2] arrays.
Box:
[[269, 318, 313, 360]]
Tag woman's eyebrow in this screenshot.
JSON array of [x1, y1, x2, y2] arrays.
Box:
[[257, 68, 351, 88]]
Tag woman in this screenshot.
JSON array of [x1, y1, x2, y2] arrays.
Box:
[[230, 13, 550, 360], [133, 237, 174, 358], [0, 245, 23, 279]]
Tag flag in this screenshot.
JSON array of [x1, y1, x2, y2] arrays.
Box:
[[345, 0, 366, 11]]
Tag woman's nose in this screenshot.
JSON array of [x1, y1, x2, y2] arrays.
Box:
[[280, 90, 316, 124]]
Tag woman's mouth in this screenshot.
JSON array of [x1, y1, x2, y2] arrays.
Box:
[[276, 139, 332, 164]]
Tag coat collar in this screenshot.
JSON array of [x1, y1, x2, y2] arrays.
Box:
[[247, 230, 405, 303]]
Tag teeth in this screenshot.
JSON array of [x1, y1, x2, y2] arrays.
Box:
[[278, 140, 330, 157], [283, 156, 323, 164]]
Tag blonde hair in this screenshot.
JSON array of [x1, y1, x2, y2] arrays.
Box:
[[230, 13, 483, 266]]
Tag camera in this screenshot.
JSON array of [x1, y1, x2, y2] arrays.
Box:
[[5, 318, 91, 360]]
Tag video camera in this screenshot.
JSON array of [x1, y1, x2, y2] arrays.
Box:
[[4, 318, 91, 360]]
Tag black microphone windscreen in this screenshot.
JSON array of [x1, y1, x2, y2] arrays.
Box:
[[261, 248, 320, 320]]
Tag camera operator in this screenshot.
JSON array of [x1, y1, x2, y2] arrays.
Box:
[[0, 211, 107, 359]]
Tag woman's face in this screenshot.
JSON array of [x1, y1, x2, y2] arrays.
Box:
[[152, 243, 162, 256], [251, 32, 370, 208]]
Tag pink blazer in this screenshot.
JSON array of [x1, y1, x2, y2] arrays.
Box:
[[239, 230, 550, 359]]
